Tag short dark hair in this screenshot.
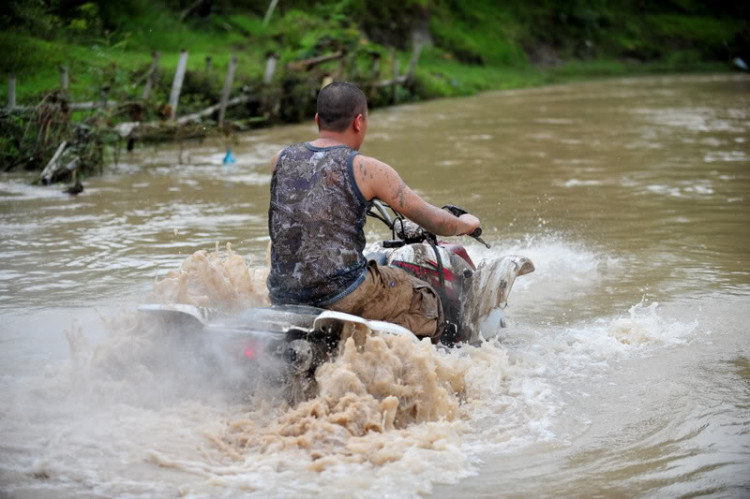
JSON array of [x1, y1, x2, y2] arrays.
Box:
[[316, 82, 368, 132]]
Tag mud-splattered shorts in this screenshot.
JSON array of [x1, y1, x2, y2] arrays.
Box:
[[324, 261, 444, 341]]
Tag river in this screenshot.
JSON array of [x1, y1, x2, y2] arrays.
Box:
[[1, 74, 749, 497]]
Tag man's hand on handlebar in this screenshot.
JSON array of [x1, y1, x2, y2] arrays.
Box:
[[442, 205, 481, 237], [443, 205, 491, 248], [458, 214, 481, 236]]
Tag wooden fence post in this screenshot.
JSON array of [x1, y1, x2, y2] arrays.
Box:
[[39, 141, 68, 185], [60, 66, 69, 93], [405, 41, 423, 85], [263, 0, 280, 26], [335, 52, 346, 81], [367, 54, 381, 99], [169, 50, 189, 119], [391, 48, 399, 105], [142, 51, 160, 100], [7, 75, 15, 109], [371, 53, 381, 78], [100, 86, 110, 113], [263, 53, 278, 85], [218, 55, 237, 125]]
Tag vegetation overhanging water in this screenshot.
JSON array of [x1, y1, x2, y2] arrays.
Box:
[[1, 0, 748, 179]]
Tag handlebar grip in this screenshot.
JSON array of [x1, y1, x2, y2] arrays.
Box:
[[444, 205, 489, 246], [442, 204, 467, 218], [471, 227, 491, 249]]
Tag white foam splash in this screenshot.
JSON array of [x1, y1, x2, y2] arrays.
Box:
[[0, 240, 708, 498]]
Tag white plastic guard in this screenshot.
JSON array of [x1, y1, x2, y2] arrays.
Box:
[[137, 303, 214, 326], [313, 311, 418, 341]]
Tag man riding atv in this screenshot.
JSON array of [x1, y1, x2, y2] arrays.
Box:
[[268, 82, 480, 342]]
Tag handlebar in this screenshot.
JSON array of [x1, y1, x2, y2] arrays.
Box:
[[371, 200, 393, 227], [367, 200, 491, 248]]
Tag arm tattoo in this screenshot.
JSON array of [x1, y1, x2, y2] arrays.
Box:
[[396, 180, 406, 208]]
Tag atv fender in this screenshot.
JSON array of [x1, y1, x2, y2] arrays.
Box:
[[313, 311, 418, 342], [137, 303, 215, 328], [462, 255, 535, 344]]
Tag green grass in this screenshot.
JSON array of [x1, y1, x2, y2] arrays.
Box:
[[429, 1, 527, 67], [646, 14, 741, 47], [1, 33, 269, 107], [1, 1, 743, 112], [411, 48, 545, 99], [2, 0, 744, 177], [1, 37, 736, 112]]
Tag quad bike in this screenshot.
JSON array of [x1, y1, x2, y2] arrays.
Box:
[[138, 201, 534, 387]]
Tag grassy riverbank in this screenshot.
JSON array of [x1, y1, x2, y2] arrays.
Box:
[[3, 1, 744, 104], [1, 0, 747, 175]]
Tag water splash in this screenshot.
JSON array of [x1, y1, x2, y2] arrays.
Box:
[[149, 242, 270, 312], [0, 240, 711, 498]]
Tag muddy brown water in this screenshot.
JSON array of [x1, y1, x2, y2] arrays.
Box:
[[1, 74, 749, 497]]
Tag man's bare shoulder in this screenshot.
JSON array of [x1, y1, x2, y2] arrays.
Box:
[[351, 154, 407, 204], [353, 154, 397, 179], [352, 155, 390, 201], [353, 154, 378, 180], [270, 148, 284, 172]]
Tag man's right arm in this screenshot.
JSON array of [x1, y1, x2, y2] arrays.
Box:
[[353, 155, 480, 237], [270, 149, 283, 173]]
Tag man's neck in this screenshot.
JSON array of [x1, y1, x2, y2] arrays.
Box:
[[312, 131, 358, 150]]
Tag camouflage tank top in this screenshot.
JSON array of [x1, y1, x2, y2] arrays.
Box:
[[267, 142, 370, 306]]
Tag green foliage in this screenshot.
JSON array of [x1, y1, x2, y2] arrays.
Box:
[[0, 113, 26, 167], [0, 0, 62, 39], [341, 0, 432, 47], [596, 12, 742, 61], [429, 2, 526, 66], [221, 15, 271, 38], [647, 14, 740, 46], [0, 34, 64, 77], [272, 7, 362, 62], [411, 47, 545, 99], [1, 0, 745, 177], [508, 0, 614, 50], [67, 2, 103, 37]]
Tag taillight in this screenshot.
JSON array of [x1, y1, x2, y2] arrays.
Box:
[[244, 343, 256, 359]]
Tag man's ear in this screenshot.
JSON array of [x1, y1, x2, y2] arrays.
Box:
[[353, 113, 364, 133], [315, 113, 320, 130]]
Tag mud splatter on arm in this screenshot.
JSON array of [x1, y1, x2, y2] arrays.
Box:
[[355, 155, 469, 236]]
